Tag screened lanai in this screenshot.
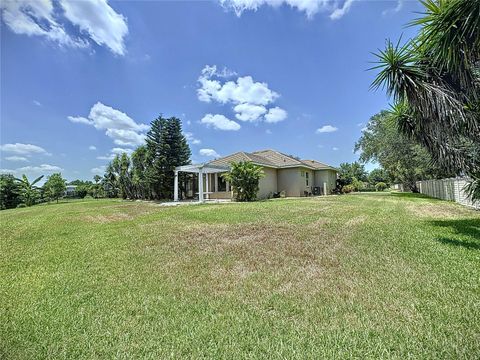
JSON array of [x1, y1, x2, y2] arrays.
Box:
[[174, 163, 230, 202]]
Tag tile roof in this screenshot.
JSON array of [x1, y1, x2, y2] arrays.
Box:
[[207, 149, 336, 171]]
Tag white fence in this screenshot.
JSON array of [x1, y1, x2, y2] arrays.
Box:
[[415, 178, 479, 210]]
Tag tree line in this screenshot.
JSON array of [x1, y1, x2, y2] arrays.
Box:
[[0, 173, 68, 209], [369, 0, 479, 200], [0, 115, 191, 210], [101, 115, 191, 200]]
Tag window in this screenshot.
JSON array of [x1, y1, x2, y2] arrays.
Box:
[[218, 175, 227, 191], [301, 171, 305, 177], [306, 172, 309, 186]]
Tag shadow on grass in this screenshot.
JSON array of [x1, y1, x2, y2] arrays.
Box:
[[430, 219, 480, 250], [390, 192, 432, 200]]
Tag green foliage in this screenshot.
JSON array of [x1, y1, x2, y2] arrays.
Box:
[[351, 178, 364, 192], [375, 182, 388, 192], [368, 168, 390, 186], [44, 173, 67, 203], [0, 174, 21, 210], [338, 162, 367, 189], [68, 180, 93, 199], [101, 116, 191, 201], [75, 185, 89, 199], [371, 0, 480, 198], [145, 116, 191, 199], [15, 174, 44, 206], [355, 111, 453, 191], [222, 161, 264, 202], [341, 184, 355, 194]]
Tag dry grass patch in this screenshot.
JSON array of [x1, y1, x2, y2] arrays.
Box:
[[157, 222, 350, 297], [406, 202, 471, 219], [82, 203, 158, 223]]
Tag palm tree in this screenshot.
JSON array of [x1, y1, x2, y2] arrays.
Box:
[[15, 174, 44, 206], [371, 0, 480, 199]]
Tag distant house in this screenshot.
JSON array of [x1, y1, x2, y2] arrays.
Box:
[[65, 185, 77, 197], [174, 149, 337, 201]]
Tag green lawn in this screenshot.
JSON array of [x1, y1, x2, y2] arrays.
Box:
[[1, 193, 479, 359]]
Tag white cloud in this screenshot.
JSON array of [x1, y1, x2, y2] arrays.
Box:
[[105, 129, 146, 146], [198, 66, 279, 106], [111, 147, 133, 155], [265, 129, 272, 135], [0, 0, 88, 49], [330, 0, 355, 20], [97, 147, 133, 160], [357, 122, 363, 127], [67, 116, 92, 125], [220, 0, 354, 19], [1, 163, 63, 177], [33, 100, 42, 107], [316, 125, 338, 133], [68, 102, 148, 147], [184, 132, 201, 145], [201, 65, 237, 79], [197, 65, 287, 128], [199, 148, 220, 157], [0, 143, 50, 156], [264, 107, 287, 123], [91, 165, 106, 174], [234, 103, 267, 122], [200, 114, 241, 131], [96, 155, 114, 161], [332, 147, 339, 151], [89, 145, 97, 150], [4, 156, 29, 162], [382, 0, 404, 16], [60, 0, 128, 55], [0, 0, 128, 55]]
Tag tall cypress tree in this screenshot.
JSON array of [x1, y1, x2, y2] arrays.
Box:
[[145, 116, 167, 199], [145, 115, 191, 199], [160, 117, 191, 198]]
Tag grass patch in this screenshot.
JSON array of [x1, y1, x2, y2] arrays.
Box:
[[1, 193, 479, 358]]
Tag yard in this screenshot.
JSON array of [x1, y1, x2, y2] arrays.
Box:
[[1, 193, 479, 359]]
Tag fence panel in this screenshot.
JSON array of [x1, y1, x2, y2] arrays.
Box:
[[414, 178, 479, 210]]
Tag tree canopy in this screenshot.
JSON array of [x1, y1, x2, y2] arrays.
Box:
[[371, 0, 479, 198], [355, 111, 453, 191], [44, 173, 67, 203], [101, 115, 191, 201]]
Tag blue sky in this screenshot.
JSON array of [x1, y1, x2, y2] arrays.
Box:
[[0, 0, 422, 182]]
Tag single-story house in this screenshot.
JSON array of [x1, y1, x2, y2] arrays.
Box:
[[65, 185, 77, 196], [174, 149, 337, 202]]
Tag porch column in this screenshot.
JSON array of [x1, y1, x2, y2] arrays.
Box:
[[174, 170, 179, 201], [323, 182, 327, 196], [198, 169, 204, 202], [205, 173, 209, 200], [226, 180, 230, 192], [214, 173, 218, 192]]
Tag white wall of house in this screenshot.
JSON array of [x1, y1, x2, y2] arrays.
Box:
[[257, 167, 278, 199], [277, 168, 302, 197], [314, 170, 337, 194]]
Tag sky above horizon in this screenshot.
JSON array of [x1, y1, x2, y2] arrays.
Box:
[[1, 0, 422, 182]]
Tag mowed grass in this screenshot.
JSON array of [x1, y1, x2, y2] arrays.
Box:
[[1, 193, 479, 359]]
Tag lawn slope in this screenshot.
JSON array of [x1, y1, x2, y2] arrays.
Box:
[[1, 193, 479, 359]]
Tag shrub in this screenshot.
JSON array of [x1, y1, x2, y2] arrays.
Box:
[[375, 182, 388, 191], [75, 185, 89, 199], [342, 184, 356, 194], [222, 161, 264, 202]]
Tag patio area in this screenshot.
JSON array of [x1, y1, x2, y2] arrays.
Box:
[[174, 163, 231, 202]]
